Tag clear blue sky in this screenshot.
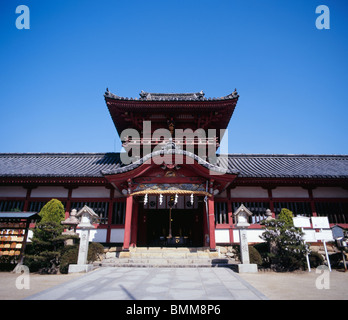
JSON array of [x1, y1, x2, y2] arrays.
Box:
[[1, 0, 347, 155]]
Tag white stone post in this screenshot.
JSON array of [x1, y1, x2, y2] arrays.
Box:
[[233, 204, 258, 273], [68, 206, 99, 273], [77, 229, 90, 265], [239, 228, 250, 264]]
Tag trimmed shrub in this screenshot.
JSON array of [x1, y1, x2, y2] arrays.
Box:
[[39, 199, 65, 224], [59, 245, 78, 274], [278, 208, 294, 226], [249, 246, 262, 265], [233, 245, 262, 265], [59, 242, 105, 274], [88, 242, 105, 262]]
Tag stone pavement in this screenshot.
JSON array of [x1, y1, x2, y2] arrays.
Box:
[[25, 267, 268, 300]]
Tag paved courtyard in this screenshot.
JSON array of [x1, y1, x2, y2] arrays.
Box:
[[1, 266, 348, 300], [24, 267, 267, 300]]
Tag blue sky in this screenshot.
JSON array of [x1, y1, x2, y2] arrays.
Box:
[[0, 0, 347, 155]]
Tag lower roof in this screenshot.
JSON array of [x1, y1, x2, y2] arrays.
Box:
[[0, 153, 347, 180]]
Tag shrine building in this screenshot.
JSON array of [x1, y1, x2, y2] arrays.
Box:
[[0, 89, 348, 251]]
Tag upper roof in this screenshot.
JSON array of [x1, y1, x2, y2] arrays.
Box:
[[0, 153, 348, 180], [104, 89, 240, 139], [104, 89, 239, 101]]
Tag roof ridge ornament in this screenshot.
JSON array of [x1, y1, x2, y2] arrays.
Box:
[[224, 89, 239, 99], [139, 90, 148, 100]]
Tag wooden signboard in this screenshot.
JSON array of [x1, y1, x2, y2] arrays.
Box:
[[0, 212, 40, 268]]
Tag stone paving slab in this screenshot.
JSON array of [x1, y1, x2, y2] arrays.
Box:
[[25, 267, 268, 300]]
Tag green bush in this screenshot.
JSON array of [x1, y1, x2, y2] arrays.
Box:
[[88, 242, 105, 262], [59, 245, 79, 274], [253, 242, 270, 267], [233, 245, 262, 265], [59, 242, 105, 274], [278, 208, 294, 226], [39, 199, 65, 224], [308, 251, 324, 268], [329, 252, 344, 269], [249, 246, 262, 265]]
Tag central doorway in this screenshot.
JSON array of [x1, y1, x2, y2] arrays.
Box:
[[137, 201, 204, 247]]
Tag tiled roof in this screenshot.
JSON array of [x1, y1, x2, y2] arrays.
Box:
[[104, 89, 239, 101], [224, 154, 348, 179], [0, 153, 347, 179], [0, 153, 121, 178]]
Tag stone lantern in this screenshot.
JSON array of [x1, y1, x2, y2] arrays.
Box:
[[61, 209, 79, 245], [68, 205, 99, 273], [233, 204, 258, 273]]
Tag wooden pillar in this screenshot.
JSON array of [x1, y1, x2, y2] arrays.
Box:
[[106, 188, 114, 243], [123, 195, 133, 251], [65, 187, 73, 219], [208, 197, 216, 251], [22, 187, 32, 212], [308, 188, 318, 217], [130, 199, 138, 247], [227, 201, 234, 243], [267, 188, 276, 218], [203, 203, 209, 247]]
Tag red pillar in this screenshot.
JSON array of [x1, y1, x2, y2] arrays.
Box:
[[123, 195, 133, 251], [208, 197, 216, 251], [203, 203, 209, 247], [130, 200, 138, 247], [227, 201, 234, 243]]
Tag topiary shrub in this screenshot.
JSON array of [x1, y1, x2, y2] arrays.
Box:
[[39, 198, 65, 224], [278, 208, 294, 226]]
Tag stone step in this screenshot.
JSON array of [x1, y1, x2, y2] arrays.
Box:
[[95, 257, 238, 268], [97, 247, 238, 268]]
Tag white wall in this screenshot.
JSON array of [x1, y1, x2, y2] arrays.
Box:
[[272, 187, 309, 198], [30, 186, 68, 198], [0, 186, 27, 197], [72, 187, 110, 198], [313, 187, 348, 198], [215, 229, 230, 243], [230, 187, 268, 198], [233, 229, 265, 243]]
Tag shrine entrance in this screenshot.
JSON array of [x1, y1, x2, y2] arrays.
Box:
[[136, 196, 204, 247]]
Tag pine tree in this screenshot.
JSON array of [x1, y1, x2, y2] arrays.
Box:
[[25, 199, 73, 273], [260, 209, 310, 271]]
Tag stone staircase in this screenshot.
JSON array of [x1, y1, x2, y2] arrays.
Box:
[[95, 247, 238, 268]]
